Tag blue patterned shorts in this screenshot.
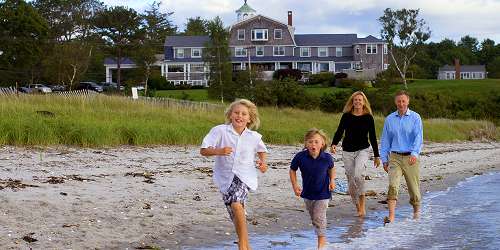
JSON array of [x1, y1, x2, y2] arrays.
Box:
[[222, 175, 249, 221]]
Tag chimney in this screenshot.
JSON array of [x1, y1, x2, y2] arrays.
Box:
[[454, 58, 461, 80], [288, 11, 293, 26]]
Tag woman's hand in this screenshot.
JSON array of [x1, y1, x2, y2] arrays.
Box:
[[374, 157, 381, 168], [330, 145, 337, 154]]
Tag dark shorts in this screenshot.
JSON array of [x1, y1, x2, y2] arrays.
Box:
[[222, 175, 249, 221]]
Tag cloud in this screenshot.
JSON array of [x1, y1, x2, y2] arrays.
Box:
[[101, 0, 500, 42]]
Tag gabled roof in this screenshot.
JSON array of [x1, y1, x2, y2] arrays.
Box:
[[294, 34, 358, 46], [104, 57, 136, 65], [355, 35, 385, 44], [439, 65, 486, 72], [229, 14, 295, 45], [164, 35, 210, 47]]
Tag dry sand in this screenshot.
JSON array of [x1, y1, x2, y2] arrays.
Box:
[[1, 142, 499, 249]]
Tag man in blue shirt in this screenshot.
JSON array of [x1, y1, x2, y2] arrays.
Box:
[[380, 90, 423, 223]]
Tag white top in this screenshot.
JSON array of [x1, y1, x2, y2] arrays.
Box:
[[201, 124, 268, 192]]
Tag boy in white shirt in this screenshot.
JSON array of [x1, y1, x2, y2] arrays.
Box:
[[200, 99, 268, 250]]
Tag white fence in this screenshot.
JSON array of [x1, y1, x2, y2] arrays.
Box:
[[136, 96, 223, 111]]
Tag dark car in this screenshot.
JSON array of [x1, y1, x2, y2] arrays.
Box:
[[50, 85, 67, 92], [77, 82, 103, 92], [100, 82, 124, 91]]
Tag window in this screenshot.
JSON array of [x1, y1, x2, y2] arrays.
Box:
[[235, 47, 247, 57], [355, 46, 360, 55], [237, 29, 245, 40], [256, 46, 264, 57], [383, 44, 388, 54], [300, 47, 310, 57], [354, 62, 361, 70], [297, 62, 311, 72], [273, 46, 285, 56], [366, 44, 377, 54], [191, 48, 201, 58], [336, 47, 342, 57], [383, 64, 389, 70], [175, 48, 184, 58], [274, 29, 282, 39], [318, 47, 328, 57], [252, 29, 268, 41], [319, 63, 329, 72]]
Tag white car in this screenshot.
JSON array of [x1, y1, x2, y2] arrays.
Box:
[[30, 84, 52, 93]]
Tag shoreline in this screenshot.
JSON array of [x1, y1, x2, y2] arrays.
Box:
[[0, 142, 499, 249]]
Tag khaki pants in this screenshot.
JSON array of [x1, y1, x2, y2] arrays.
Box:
[[343, 148, 369, 206], [387, 153, 421, 207]]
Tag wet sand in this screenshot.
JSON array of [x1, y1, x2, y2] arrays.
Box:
[[0, 142, 499, 249]]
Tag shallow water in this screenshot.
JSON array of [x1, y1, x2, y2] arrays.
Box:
[[195, 172, 500, 249]]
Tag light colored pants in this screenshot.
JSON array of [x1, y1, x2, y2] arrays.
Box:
[[342, 148, 369, 206], [303, 199, 329, 236], [387, 153, 421, 207]]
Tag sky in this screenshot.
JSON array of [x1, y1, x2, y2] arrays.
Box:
[[101, 0, 500, 43]]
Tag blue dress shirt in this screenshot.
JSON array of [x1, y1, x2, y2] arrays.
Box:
[[380, 109, 423, 164]]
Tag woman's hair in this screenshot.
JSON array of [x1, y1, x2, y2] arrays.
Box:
[[224, 99, 261, 130], [304, 128, 329, 151], [342, 91, 373, 115]]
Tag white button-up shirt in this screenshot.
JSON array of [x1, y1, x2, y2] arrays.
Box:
[[201, 124, 268, 193]]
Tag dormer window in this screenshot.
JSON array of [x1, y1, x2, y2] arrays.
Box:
[[318, 47, 328, 57], [252, 29, 268, 41], [336, 47, 342, 57], [191, 48, 201, 58], [238, 29, 245, 40], [366, 44, 377, 54], [175, 48, 184, 58], [274, 29, 282, 39]]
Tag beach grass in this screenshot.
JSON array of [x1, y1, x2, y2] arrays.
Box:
[[0, 95, 497, 147]]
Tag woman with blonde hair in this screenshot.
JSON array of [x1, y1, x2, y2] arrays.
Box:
[[331, 91, 380, 217]]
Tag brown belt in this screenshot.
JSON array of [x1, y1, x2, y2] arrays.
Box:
[[392, 151, 411, 156]]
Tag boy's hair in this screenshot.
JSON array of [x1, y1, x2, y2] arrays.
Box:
[[342, 91, 373, 115], [224, 99, 261, 130], [304, 128, 329, 151]]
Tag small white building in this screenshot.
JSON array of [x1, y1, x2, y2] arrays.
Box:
[[438, 64, 486, 80]]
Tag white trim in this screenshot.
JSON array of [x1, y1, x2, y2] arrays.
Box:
[[237, 29, 245, 40], [274, 29, 283, 39], [251, 29, 268, 41], [255, 46, 265, 57], [235, 47, 247, 57], [300, 47, 311, 57], [191, 48, 202, 58], [366, 44, 377, 54], [273, 46, 285, 56], [335, 47, 342, 57], [175, 48, 184, 59], [318, 47, 328, 57]]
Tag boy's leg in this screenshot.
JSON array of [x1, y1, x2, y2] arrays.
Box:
[[305, 199, 329, 249], [231, 202, 250, 250]]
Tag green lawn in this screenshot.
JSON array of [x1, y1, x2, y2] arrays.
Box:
[[398, 79, 500, 97], [154, 89, 211, 102]]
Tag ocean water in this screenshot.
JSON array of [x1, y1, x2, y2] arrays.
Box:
[[195, 171, 500, 250]]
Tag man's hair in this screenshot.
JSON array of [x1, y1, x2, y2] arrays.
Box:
[[224, 99, 260, 130], [395, 90, 410, 99], [304, 128, 329, 151]]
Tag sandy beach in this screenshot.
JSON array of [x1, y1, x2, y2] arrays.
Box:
[[1, 142, 499, 249]]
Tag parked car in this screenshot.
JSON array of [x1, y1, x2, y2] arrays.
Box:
[[30, 84, 52, 93], [100, 82, 123, 91], [18, 87, 34, 93], [50, 85, 67, 92], [77, 82, 103, 92]]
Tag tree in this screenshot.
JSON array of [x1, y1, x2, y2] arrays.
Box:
[[488, 57, 500, 79], [134, 1, 176, 96], [0, 0, 49, 84], [203, 16, 233, 102], [94, 6, 141, 89], [379, 8, 430, 88], [184, 17, 208, 36]]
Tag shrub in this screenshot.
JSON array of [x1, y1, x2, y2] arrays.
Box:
[[319, 91, 353, 113], [148, 75, 173, 90], [308, 72, 335, 86], [273, 69, 303, 81]]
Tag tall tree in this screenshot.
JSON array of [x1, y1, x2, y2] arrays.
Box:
[[379, 8, 431, 88], [184, 17, 208, 36], [134, 1, 176, 95], [203, 16, 232, 102], [0, 0, 49, 84], [94, 6, 141, 89]]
